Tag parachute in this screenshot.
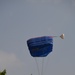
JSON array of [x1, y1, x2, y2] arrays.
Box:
[[27, 36, 53, 57], [27, 34, 64, 75]]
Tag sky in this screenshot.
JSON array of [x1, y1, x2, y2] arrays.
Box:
[[0, 0, 75, 75]]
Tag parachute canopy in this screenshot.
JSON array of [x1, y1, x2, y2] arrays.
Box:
[[60, 34, 64, 39], [27, 36, 53, 57]]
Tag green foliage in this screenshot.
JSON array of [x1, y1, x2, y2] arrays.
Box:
[[0, 69, 6, 75]]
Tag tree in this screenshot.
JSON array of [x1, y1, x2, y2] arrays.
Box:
[[0, 69, 6, 75]]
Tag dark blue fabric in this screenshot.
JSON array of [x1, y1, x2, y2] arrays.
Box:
[[27, 36, 53, 57]]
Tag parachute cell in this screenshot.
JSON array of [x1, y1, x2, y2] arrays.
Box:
[[27, 36, 53, 57]]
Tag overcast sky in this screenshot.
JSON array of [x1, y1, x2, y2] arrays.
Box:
[[0, 0, 75, 75]]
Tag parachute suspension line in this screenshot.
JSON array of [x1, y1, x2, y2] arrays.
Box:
[[34, 58, 45, 75], [44, 55, 50, 75], [34, 58, 40, 75], [42, 56, 49, 75], [41, 57, 44, 75]]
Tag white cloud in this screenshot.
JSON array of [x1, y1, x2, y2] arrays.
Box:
[[0, 50, 23, 70]]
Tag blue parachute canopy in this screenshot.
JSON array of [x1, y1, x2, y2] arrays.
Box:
[[27, 36, 53, 57]]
